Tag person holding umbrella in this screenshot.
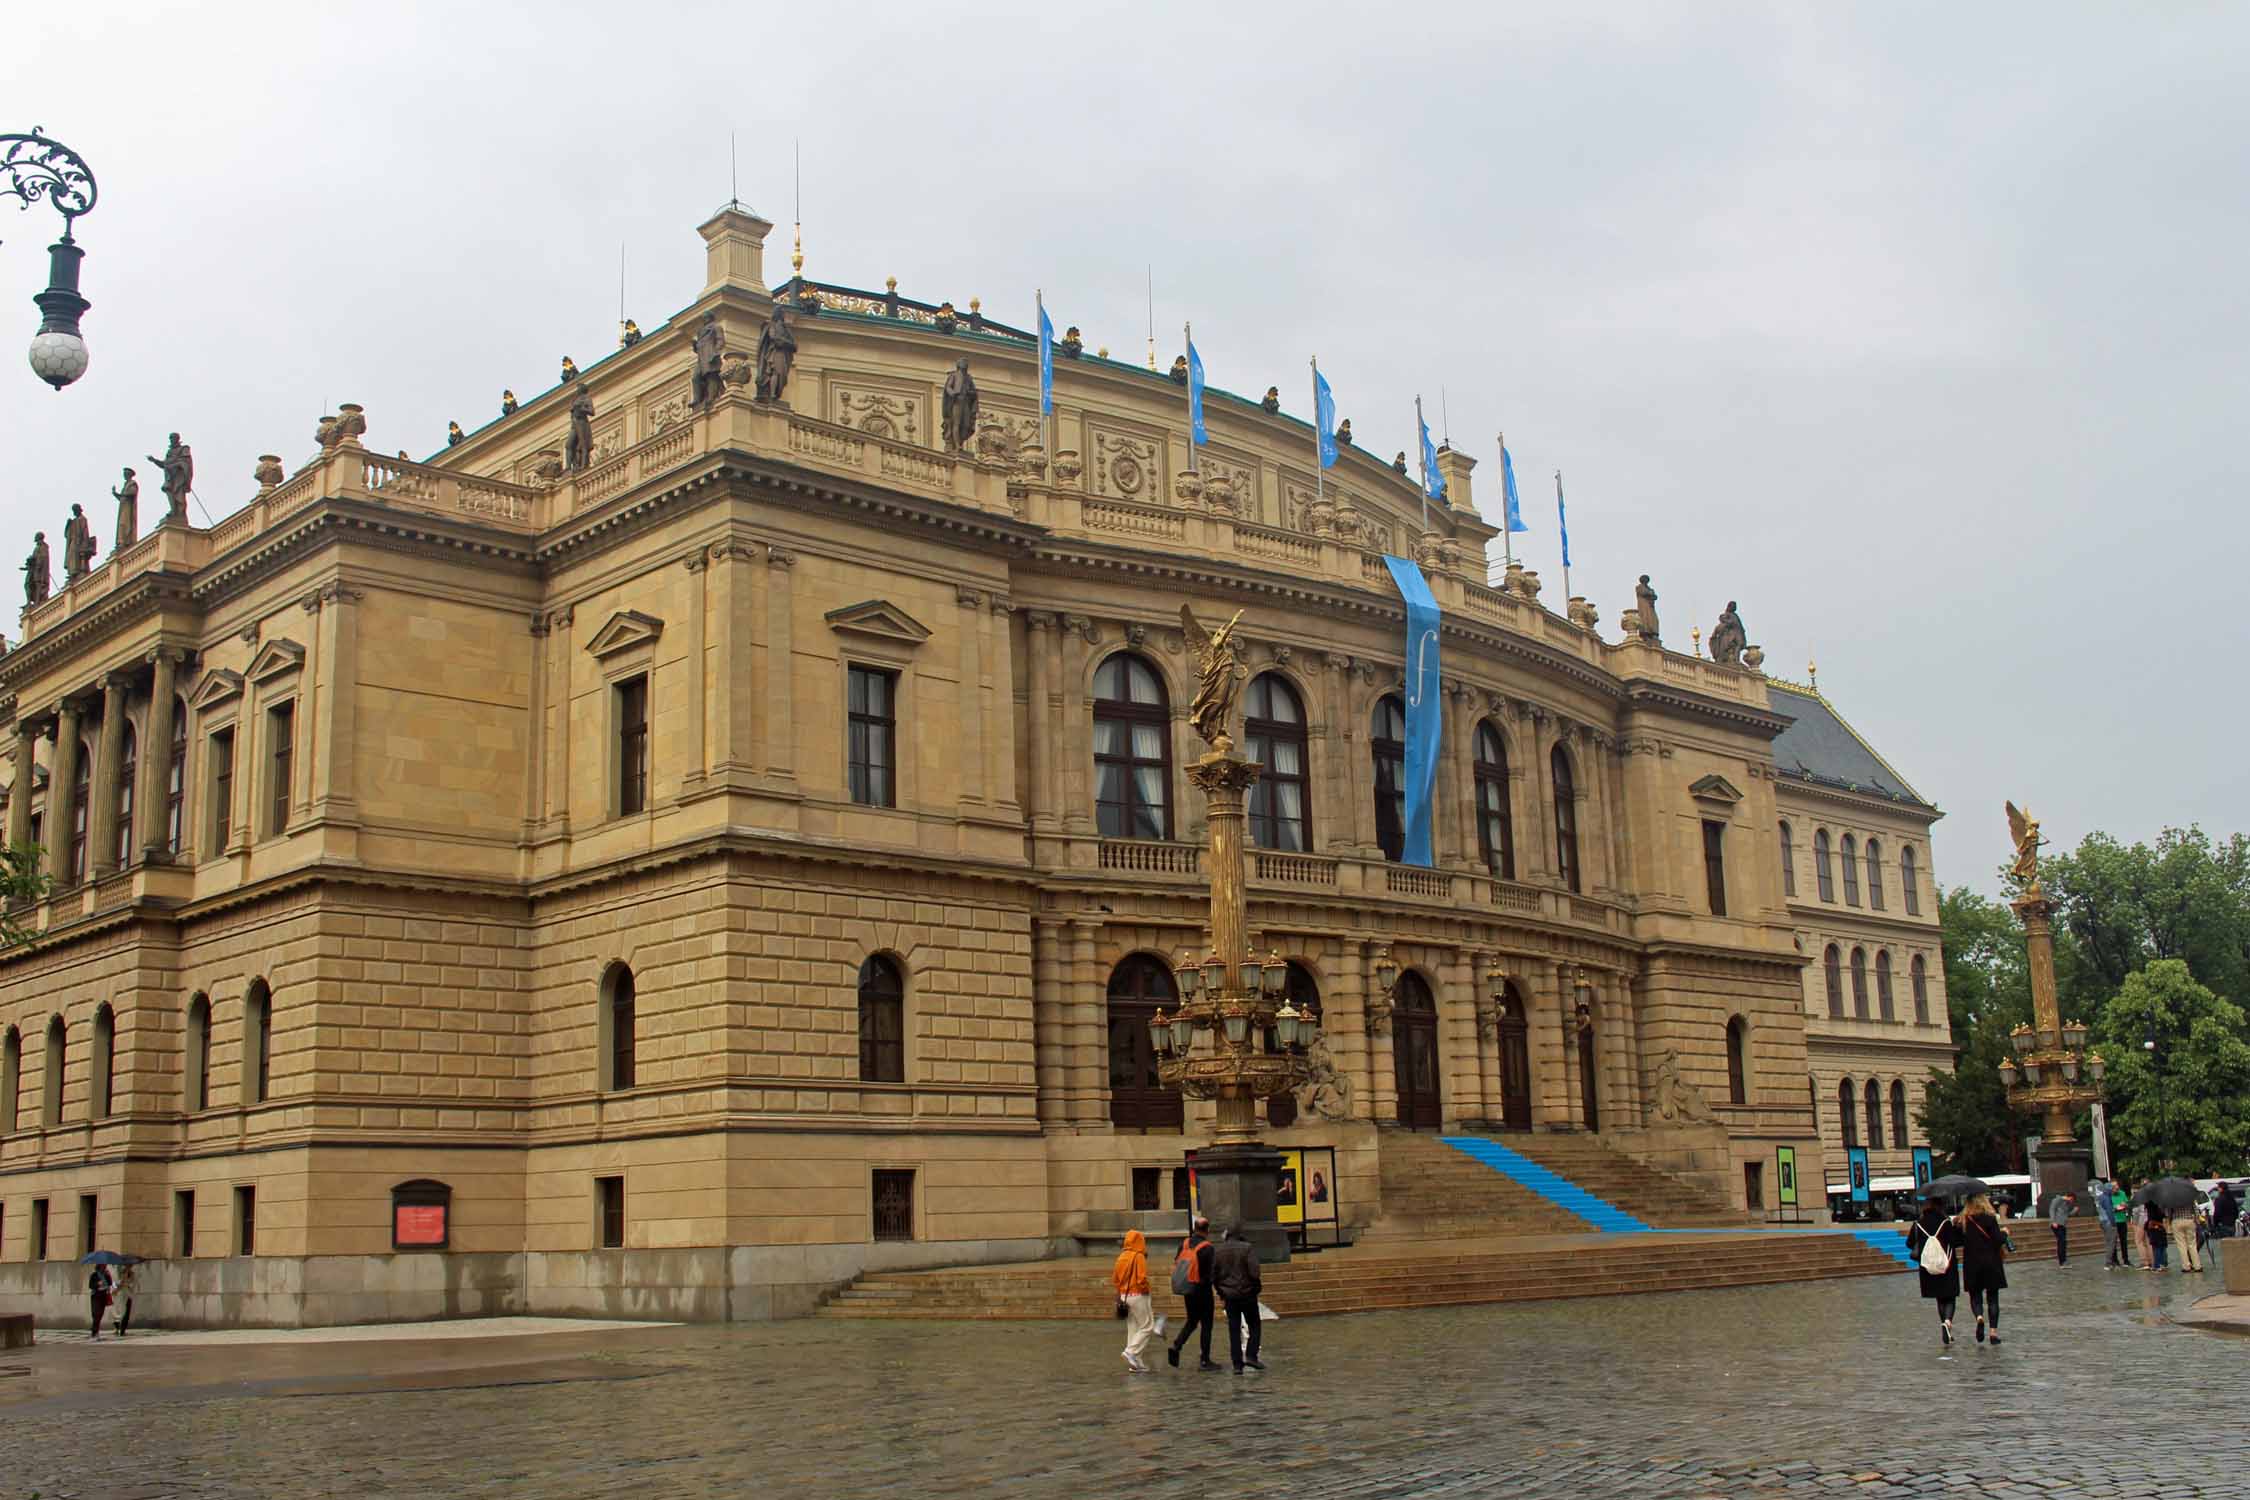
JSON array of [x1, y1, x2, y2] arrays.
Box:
[[1957, 1192, 2009, 1346], [2143, 1176, 2205, 1272], [1905, 1195, 1965, 1346], [77, 1250, 142, 1340]]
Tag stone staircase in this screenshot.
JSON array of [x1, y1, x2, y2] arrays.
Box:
[[817, 1231, 1904, 1320], [1357, 1129, 1596, 1241], [1492, 1133, 1750, 1229]]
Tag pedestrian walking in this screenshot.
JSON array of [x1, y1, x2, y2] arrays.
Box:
[[1210, 1222, 1265, 1373], [2112, 1179, 2134, 1266], [2214, 1182, 2241, 1243], [2146, 1202, 2169, 1270], [1958, 1193, 2009, 1347], [2047, 1190, 2074, 1265], [2086, 1174, 2121, 1269], [1905, 1199, 1964, 1346], [86, 1263, 114, 1340], [112, 1263, 137, 1337], [1167, 1215, 1220, 1370], [2168, 1195, 2203, 1273], [1112, 1229, 1157, 1372]]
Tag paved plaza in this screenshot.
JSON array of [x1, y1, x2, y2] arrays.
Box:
[[2, 1260, 2240, 1499]]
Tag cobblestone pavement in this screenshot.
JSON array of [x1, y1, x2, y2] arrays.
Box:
[[2, 1261, 2241, 1499]]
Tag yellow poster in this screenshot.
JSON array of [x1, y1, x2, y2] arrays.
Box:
[[1277, 1149, 1304, 1226]]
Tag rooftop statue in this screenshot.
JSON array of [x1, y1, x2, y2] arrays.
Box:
[[501, 389, 519, 416], [23, 531, 50, 607], [690, 311, 726, 408], [755, 303, 796, 403], [941, 357, 979, 452], [447, 422, 464, 447], [1261, 386, 1280, 414], [560, 356, 580, 382], [62, 503, 95, 581], [1634, 574, 1660, 642], [147, 432, 192, 526], [1180, 603, 1246, 752], [1709, 600, 1746, 665], [111, 467, 138, 551], [620, 318, 642, 348]]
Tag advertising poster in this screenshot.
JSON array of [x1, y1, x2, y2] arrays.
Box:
[[1911, 1146, 1935, 1191], [394, 1203, 447, 1247], [1277, 1149, 1304, 1227], [1775, 1145, 1798, 1207], [1847, 1145, 1871, 1203], [1301, 1148, 1338, 1226]]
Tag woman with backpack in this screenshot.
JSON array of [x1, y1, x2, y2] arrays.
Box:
[[1905, 1198, 1964, 1346], [1958, 1192, 2010, 1346], [1167, 1216, 1219, 1370]]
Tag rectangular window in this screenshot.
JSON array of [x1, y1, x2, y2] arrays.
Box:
[[846, 666, 898, 808], [30, 1199, 48, 1261], [78, 1193, 97, 1258], [210, 729, 235, 848], [596, 1175, 625, 1249], [175, 1190, 197, 1258], [1131, 1167, 1161, 1212], [1173, 1166, 1192, 1211], [1702, 820, 1728, 917], [27, 811, 42, 859], [267, 701, 295, 836], [1744, 1161, 1765, 1213], [872, 1169, 915, 1242], [166, 722, 186, 856], [234, 1185, 257, 1256], [615, 676, 649, 816]]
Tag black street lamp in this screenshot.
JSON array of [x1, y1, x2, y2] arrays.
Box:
[[2143, 1025, 2171, 1169], [3, 128, 99, 390]]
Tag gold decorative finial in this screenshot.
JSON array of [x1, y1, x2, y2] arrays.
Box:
[[885, 275, 897, 292], [1692, 625, 1703, 656], [970, 296, 981, 313], [1807, 656, 1818, 688], [792, 222, 804, 276]]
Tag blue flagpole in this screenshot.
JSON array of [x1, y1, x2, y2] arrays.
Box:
[[1184, 321, 1199, 473], [1497, 433, 1513, 570], [1311, 356, 1323, 507], [1557, 470, 1571, 602], [1414, 395, 1429, 531]]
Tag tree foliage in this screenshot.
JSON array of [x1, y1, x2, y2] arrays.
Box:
[[2091, 959, 2250, 1179], [1918, 887, 2034, 1173], [0, 842, 49, 948]]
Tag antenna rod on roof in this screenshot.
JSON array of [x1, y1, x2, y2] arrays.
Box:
[[729, 130, 739, 210]]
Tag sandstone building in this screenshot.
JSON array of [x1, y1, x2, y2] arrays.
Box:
[[0, 207, 1948, 1324]]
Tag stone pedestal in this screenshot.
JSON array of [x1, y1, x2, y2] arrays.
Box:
[[1191, 1141, 1291, 1264], [2222, 1238, 2250, 1296], [2033, 1142, 2092, 1214]]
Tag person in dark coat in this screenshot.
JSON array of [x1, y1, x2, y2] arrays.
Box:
[[1905, 1199, 1965, 1346], [1957, 1193, 2010, 1346], [1209, 1223, 1265, 1373], [1167, 1216, 1219, 1370]]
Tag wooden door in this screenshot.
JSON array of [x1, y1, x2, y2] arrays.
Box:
[[1499, 1002, 1532, 1131], [1577, 1020, 1600, 1133], [1107, 955, 1182, 1130], [1392, 972, 1442, 1130]]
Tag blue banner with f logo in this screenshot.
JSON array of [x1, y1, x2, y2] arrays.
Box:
[[1037, 299, 1055, 416], [1380, 555, 1442, 868], [1188, 338, 1208, 445]]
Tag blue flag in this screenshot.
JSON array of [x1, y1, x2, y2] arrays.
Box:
[[1380, 555, 1443, 869], [1502, 445, 1528, 534], [1419, 412, 1445, 501], [1557, 473, 1570, 566], [1037, 301, 1054, 416], [1313, 366, 1337, 469], [1187, 339, 1207, 445]]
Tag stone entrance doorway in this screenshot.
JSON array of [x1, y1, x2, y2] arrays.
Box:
[[1497, 990, 1532, 1130], [1393, 971, 1441, 1130], [1577, 1019, 1600, 1133]]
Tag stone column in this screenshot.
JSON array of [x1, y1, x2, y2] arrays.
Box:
[[1368, 944, 1398, 1125], [1320, 654, 1351, 855], [547, 607, 574, 830], [955, 588, 986, 809], [1473, 957, 1502, 1128], [1525, 708, 1556, 880], [1024, 612, 1056, 831], [525, 613, 548, 830], [1067, 917, 1105, 1127], [1579, 730, 1619, 894], [1032, 915, 1067, 1126], [985, 596, 1017, 811], [1059, 617, 1092, 834], [48, 701, 82, 882], [711, 541, 756, 781], [89, 673, 128, 876], [138, 651, 180, 863], [763, 547, 796, 782], [308, 586, 359, 823], [1439, 945, 1479, 1128], [1556, 958, 1582, 1128], [683, 549, 709, 788], [1434, 684, 1463, 867], [8, 717, 37, 852]]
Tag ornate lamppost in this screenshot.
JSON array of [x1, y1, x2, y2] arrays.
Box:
[[3, 129, 99, 389], [1994, 802, 2104, 1210], [1151, 605, 1318, 1261]]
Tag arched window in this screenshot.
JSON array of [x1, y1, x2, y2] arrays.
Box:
[[1814, 830, 1835, 902], [1371, 695, 1407, 862], [1823, 945, 1843, 1019], [1850, 947, 1869, 1019], [92, 1003, 115, 1119], [1890, 1080, 1908, 1148], [185, 994, 211, 1112], [43, 1015, 65, 1126], [1779, 820, 1796, 897], [1839, 1076, 1858, 1148], [599, 963, 636, 1091], [1911, 955, 1930, 1024], [1106, 954, 1181, 1130], [1473, 721, 1516, 880], [1864, 838, 1884, 910], [166, 697, 188, 857], [1901, 846, 1921, 916], [1551, 745, 1581, 894], [1840, 835, 1860, 907], [1244, 673, 1310, 852], [1725, 1016, 1748, 1106], [857, 954, 906, 1083], [1093, 653, 1172, 841], [1864, 1079, 1882, 1148], [1, 1025, 19, 1134], [68, 743, 90, 884], [245, 980, 272, 1105], [1876, 950, 1895, 1021], [1266, 961, 1323, 1127], [114, 723, 137, 868]]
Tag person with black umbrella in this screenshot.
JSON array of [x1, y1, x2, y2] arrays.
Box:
[[1905, 1196, 1965, 1346], [1957, 1192, 2009, 1346]]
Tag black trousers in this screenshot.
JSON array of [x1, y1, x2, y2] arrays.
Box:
[[89, 1295, 107, 1335], [1935, 1295, 1957, 1325], [1969, 1286, 2001, 1328], [1171, 1291, 1214, 1361], [1223, 1294, 1262, 1368], [2053, 1224, 2068, 1263]]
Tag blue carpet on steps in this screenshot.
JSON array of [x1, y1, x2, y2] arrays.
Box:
[[1441, 1135, 1652, 1234]]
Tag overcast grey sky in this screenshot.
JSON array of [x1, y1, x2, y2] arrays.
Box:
[[6, 2, 2244, 892]]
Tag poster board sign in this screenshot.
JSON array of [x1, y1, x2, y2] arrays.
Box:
[[1277, 1150, 1304, 1226], [1775, 1145, 1799, 1208], [1300, 1147, 1338, 1228], [1847, 1146, 1872, 1203], [1911, 1146, 1935, 1191], [394, 1203, 447, 1248]]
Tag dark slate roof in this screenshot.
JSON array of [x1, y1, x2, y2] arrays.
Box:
[[1765, 681, 1933, 810]]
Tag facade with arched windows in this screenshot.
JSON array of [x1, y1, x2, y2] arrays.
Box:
[[1769, 680, 1952, 1189], [0, 206, 1935, 1325]]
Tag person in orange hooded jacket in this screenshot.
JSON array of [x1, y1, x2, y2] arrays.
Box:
[[1112, 1229, 1159, 1371]]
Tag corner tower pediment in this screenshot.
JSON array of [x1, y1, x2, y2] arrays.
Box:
[[189, 668, 245, 711], [1689, 773, 1744, 806], [583, 610, 665, 659], [824, 600, 930, 647], [246, 638, 307, 684]]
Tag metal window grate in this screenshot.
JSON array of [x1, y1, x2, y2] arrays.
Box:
[[872, 1169, 915, 1242], [1131, 1168, 1161, 1212]]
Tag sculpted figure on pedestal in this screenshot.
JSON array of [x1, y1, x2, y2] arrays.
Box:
[[1179, 603, 1246, 752], [1634, 574, 1660, 641], [148, 433, 193, 525], [62, 504, 96, 581], [1653, 1048, 1720, 1124], [690, 311, 726, 408], [1299, 1035, 1356, 1122], [754, 303, 796, 403], [1709, 600, 1746, 665], [23, 531, 50, 606], [111, 468, 138, 550], [941, 357, 979, 452], [564, 388, 595, 472]]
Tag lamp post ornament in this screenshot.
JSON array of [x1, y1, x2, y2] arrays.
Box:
[[3, 128, 99, 389], [1996, 800, 2104, 1211]]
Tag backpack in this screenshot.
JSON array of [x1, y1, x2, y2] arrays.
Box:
[[1918, 1228, 1952, 1276], [1171, 1239, 1201, 1296]]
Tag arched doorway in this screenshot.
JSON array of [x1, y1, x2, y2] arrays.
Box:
[[1107, 954, 1182, 1130], [1576, 1007, 1599, 1132], [1392, 971, 1441, 1130], [1496, 984, 1532, 1130], [1266, 961, 1321, 1129]]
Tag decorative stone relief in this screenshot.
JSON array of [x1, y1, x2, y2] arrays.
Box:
[[976, 406, 1043, 470], [834, 385, 924, 443], [641, 382, 693, 435], [1091, 429, 1161, 502]]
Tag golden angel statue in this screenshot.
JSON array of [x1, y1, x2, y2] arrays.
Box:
[[1179, 603, 1245, 751], [2005, 801, 2044, 891]]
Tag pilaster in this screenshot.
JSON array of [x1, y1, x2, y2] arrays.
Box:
[[47, 700, 83, 883], [89, 673, 128, 876], [763, 546, 796, 784], [955, 587, 986, 810]]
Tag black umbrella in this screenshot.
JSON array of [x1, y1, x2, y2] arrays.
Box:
[[2134, 1176, 2200, 1212], [1917, 1174, 1988, 1202], [76, 1250, 142, 1267]]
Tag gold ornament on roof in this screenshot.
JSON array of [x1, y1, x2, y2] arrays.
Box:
[[1180, 603, 1245, 752]]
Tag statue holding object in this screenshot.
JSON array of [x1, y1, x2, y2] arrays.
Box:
[[1708, 600, 1746, 664], [563, 388, 595, 472], [690, 312, 726, 408], [23, 532, 50, 607], [112, 467, 139, 550], [940, 357, 979, 452], [147, 433, 193, 526], [754, 303, 796, 403], [62, 504, 96, 581], [1179, 603, 1246, 752]]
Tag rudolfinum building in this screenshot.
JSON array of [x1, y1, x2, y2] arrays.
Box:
[[0, 207, 1948, 1326]]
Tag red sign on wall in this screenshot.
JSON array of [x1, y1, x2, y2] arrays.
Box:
[[394, 1203, 447, 1247]]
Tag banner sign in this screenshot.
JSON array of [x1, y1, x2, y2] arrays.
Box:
[[1911, 1146, 1935, 1191], [1847, 1146, 1872, 1203], [1776, 1145, 1799, 1207], [1380, 555, 1442, 867]]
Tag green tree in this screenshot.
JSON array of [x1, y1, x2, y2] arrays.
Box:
[[2044, 826, 2250, 1012], [1916, 886, 2034, 1172], [2092, 959, 2250, 1179], [0, 842, 49, 948]]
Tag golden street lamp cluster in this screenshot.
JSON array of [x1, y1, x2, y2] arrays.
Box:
[[1152, 942, 1318, 1145], [1997, 801, 2105, 1206]]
